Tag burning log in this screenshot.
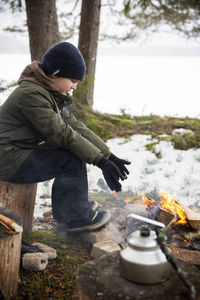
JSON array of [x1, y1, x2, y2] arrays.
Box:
[[157, 207, 175, 226]]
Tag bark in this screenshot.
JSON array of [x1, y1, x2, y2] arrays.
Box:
[[0, 233, 22, 299], [78, 0, 101, 107], [0, 181, 37, 236], [0, 207, 22, 300], [25, 0, 60, 61]]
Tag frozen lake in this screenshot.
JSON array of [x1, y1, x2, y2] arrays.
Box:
[[0, 53, 200, 118]]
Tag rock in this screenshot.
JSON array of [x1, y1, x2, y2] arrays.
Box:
[[32, 242, 57, 260], [88, 223, 123, 245], [77, 251, 200, 300], [22, 252, 48, 271], [91, 241, 121, 258]]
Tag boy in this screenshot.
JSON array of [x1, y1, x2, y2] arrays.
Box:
[[0, 42, 130, 233]]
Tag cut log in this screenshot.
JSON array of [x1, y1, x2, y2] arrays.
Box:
[[182, 230, 200, 241], [0, 208, 22, 299], [170, 247, 200, 265], [182, 206, 200, 231], [157, 207, 175, 226], [0, 181, 37, 235]]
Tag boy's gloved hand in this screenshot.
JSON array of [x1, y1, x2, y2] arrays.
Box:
[[109, 153, 131, 178], [97, 157, 124, 192]]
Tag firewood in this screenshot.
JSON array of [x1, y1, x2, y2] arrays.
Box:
[[0, 214, 23, 233], [157, 207, 175, 226], [182, 206, 200, 231], [170, 247, 200, 265], [182, 230, 200, 241]]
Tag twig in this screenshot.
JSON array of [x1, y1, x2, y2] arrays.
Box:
[[156, 228, 196, 300]]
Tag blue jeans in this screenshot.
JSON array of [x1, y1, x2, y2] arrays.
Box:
[[10, 144, 95, 224]]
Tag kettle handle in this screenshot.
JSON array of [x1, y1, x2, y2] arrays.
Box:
[[125, 213, 165, 241]]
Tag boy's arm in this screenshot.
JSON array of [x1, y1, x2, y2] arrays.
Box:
[[62, 107, 110, 158], [16, 91, 103, 165]]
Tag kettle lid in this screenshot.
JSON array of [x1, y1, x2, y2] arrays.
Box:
[[127, 228, 158, 249]]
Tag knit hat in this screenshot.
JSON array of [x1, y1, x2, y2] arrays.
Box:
[[41, 42, 86, 81]]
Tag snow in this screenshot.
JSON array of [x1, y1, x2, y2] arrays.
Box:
[[172, 128, 194, 136], [35, 134, 200, 218]]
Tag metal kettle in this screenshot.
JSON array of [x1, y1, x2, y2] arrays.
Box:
[[120, 213, 171, 284]]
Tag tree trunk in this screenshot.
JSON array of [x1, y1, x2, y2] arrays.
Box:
[[25, 0, 60, 61], [78, 0, 101, 107], [0, 182, 37, 236]]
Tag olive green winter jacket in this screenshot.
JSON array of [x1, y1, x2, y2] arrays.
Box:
[[0, 62, 110, 180]]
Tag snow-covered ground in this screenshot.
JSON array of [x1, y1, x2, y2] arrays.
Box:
[[35, 133, 200, 218]]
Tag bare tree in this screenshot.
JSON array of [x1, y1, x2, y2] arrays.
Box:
[[78, 0, 101, 107], [107, 0, 200, 41], [25, 0, 60, 61]]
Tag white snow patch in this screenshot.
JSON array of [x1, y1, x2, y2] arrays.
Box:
[[172, 128, 194, 135]]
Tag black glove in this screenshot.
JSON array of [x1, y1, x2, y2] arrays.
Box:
[[109, 153, 131, 178], [97, 157, 124, 192]]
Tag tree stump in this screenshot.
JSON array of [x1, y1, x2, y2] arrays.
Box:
[[0, 181, 37, 235], [0, 208, 22, 299]]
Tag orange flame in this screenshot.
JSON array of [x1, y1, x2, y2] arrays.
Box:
[[124, 194, 144, 203], [159, 191, 187, 224], [124, 197, 134, 203], [123, 190, 187, 225], [141, 193, 155, 208]]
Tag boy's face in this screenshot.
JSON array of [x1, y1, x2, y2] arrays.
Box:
[[50, 75, 79, 95]]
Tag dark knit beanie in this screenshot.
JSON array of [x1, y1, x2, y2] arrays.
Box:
[[41, 42, 86, 81]]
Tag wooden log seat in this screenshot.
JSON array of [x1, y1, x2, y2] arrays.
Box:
[[0, 181, 37, 235]]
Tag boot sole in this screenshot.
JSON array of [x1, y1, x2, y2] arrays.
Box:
[[66, 212, 111, 233]]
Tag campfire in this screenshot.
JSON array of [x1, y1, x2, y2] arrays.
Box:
[[125, 191, 199, 227], [77, 191, 200, 300]]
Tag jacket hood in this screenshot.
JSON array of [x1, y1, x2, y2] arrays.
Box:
[[18, 61, 60, 92]]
